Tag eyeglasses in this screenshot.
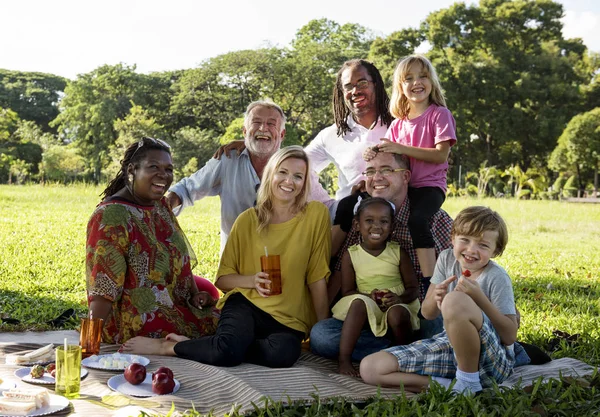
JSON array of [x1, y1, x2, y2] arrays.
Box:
[[342, 79, 372, 93], [131, 136, 171, 159], [362, 168, 408, 178]]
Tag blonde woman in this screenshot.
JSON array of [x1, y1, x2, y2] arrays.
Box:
[[123, 146, 331, 367]]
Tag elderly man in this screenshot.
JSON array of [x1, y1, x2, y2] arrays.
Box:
[[310, 152, 453, 362], [167, 101, 287, 252]]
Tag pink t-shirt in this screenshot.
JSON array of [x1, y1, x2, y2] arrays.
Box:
[[385, 104, 456, 191]]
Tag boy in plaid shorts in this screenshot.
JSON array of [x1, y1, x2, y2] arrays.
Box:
[[360, 206, 517, 394]]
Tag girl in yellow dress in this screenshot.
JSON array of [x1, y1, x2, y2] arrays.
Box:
[[332, 197, 420, 376]]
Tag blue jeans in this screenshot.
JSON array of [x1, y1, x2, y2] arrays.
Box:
[[310, 315, 444, 362]]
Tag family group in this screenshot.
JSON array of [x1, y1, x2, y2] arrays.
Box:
[[85, 56, 525, 395]]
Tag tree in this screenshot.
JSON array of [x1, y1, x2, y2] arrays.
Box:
[[0, 108, 20, 142], [0, 70, 67, 132], [423, 0, 594, 174], [549, 108, 600, 195], [51, 64, 152, 182], [40, 144, 86, 183], [368, 28, 425, 88]]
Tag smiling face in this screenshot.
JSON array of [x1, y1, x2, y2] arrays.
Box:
[[341, 65, 377, 123], [355, 202, 393, 250], [270, 157, 307, 206], [243, 105, 285, 158], [401, 61, 432, 107], [365, 153, 410, 208], [129, 149, 174, 205], [452, 230, 499, 276]]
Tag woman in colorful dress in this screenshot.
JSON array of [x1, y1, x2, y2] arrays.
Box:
[[122, 146, 331, 368], [86, 137, 219, 344]]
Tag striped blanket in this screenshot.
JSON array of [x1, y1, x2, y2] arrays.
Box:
[[0, 342, 595, 416]]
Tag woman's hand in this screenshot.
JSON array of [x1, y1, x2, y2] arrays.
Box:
[[254, 272, 272, 298], [213, 140, 246, 159], [190, 291, 217, 309]]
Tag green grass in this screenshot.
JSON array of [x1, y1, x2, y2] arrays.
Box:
[[1, 185, 599, 415]]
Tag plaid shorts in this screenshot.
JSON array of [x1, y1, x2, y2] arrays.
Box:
[[385, 314, 515, 387]]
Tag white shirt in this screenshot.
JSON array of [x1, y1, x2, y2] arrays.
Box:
[[305, 116, 388, 202]]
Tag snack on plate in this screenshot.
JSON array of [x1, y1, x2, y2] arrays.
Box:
[[30, 364, 45, 379], [3, 387, 50, 408], [5, 344, 54, 365], [0, 399, 37, 416], [92, 352, 145, 369]]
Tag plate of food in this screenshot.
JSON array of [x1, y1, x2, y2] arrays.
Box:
[[81, 353, 149, 371], [0, 380, 16, 394], [107, 367, 180, 397], [14, 365, 88, 385], [4, 344, 54, 366], [0, 388, 69, 417]]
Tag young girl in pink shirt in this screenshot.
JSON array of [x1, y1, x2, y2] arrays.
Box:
[[364, 55, 456, 288]]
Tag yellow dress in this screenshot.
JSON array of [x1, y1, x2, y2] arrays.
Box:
[[332, 241, 420, 336]]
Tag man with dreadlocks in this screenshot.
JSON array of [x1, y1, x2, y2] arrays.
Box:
[[304, 59, 393, 254]]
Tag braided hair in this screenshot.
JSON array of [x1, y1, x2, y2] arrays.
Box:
[[101, 137, 172, 199], [332, 59, 392, 137], [354, 197, 395, 221]]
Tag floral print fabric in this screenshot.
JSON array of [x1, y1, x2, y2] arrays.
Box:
[[86, 197, 218, 344]]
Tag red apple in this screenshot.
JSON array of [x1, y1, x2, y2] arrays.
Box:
[[152, 372, 175, 395], [152, 366, 174, 381], [124, 363, 146, 385]]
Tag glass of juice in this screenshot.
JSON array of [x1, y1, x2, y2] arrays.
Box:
[[79, 317, 103, 358], [55, 345, 82, 399]]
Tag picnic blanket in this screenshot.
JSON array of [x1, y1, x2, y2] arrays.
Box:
[[0, 342, 596, 416]]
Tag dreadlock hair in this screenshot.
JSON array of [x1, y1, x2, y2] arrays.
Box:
[[332, 59, 392, 137], [101, 137, 172, 199]]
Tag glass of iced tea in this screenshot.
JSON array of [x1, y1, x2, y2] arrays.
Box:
[[260, 255, 282, 295]]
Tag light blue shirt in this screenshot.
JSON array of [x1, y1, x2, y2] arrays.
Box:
[[169, 149, 260, 253]]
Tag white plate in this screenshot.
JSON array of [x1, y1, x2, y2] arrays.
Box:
[[81, 354, 149, 371], [0, 381, 16, 393], [0, 393, 69, 417], [14, 367, 88, 385], [107, 374, 180, 397]]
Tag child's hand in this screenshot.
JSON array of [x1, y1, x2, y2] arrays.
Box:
[[254, 272, 272, 298], [191, 291, 216, 309], [369, 289, 381, 302], [376, 139, 404, 154], [454, 276, 484, 302], [363, 146, 379, 161], [435, 275, 457, 310], [381, 291, 400, 309]]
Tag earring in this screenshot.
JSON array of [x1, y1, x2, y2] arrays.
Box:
[[128, 174, 133, 183]]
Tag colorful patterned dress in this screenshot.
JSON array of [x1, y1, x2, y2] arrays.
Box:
[[86, 197, 218, 344]]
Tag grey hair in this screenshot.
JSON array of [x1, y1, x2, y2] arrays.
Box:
[[244, 100, 287, 127]]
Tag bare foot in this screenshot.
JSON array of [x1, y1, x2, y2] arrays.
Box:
[[338, 359, 360, 377], [121, 336, 177, 356], [165, 333, 190, 343]]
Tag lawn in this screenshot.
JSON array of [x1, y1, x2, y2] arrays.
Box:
[[1, 184, 599, 415]]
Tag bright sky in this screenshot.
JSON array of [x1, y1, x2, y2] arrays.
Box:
[[1, 0, 598, 80]]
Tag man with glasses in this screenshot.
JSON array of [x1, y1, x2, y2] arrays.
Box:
[[305, 60, 393, 241], [310, 151, 453, 362], [167, 100, 287, 253]]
